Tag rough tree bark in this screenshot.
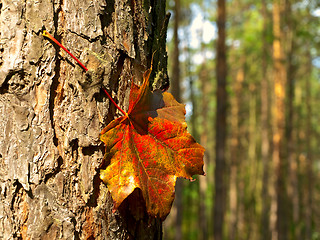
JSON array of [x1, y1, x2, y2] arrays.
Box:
[[0, 0, 169, 239]]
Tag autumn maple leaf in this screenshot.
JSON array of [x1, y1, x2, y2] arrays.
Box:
[[100, 68, 205, 220], [42, 30, 204, 220]]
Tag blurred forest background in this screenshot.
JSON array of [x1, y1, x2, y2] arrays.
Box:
[[163, 0, 320, 240]]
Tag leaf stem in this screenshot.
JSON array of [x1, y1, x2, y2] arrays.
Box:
[[103, 88, 127, 116], [43, 30, 127, 116], [43, 30, 88, 72]]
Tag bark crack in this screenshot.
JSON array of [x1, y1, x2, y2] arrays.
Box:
[[49, 0, 63, 147], [103, 50, 126, 120], [44, 156, 63, 183], [68, 29, 102, 43]]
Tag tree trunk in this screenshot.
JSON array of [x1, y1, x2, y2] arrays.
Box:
[[199, 57, 209, 240], [270, 1, 288, 239], [0, 0, 169, 239], [285, 2, 300, 239], [171, 0, 181, 103], [213, 0, 227, 240], [228, 57, 244, 240], [260, 1, 271, 239], [171, 0, 183, 239], [304, 50, 313, 240]]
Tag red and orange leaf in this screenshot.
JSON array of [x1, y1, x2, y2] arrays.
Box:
[[41, 31, 202, 219], [100, 68, 205, 220]]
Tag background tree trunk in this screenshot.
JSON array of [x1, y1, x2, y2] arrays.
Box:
[[0, 0, 169, 239], [213, 0, 227, 240], [304, 50, 313, 240], [199, 52, 209, 240], [260, 1, 271, 239], [228, 56, 244, 240], [170, 1, 183, 239], [270, 0, 288, 239], [285, 2, 300, 239]]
